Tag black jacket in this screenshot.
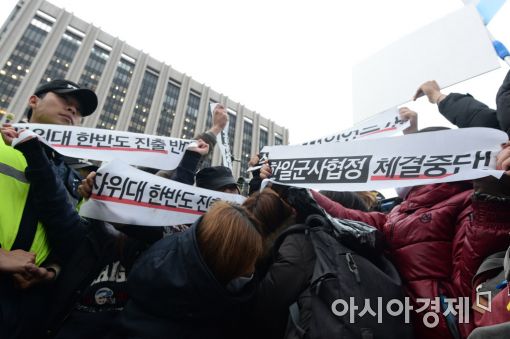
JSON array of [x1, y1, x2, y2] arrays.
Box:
[[496, 69, 510, 133], [16, 139, 202, 338], [438, 93, 500, 129], [249, 230, 316, 339], [113, 220, 256, 339], [439, 69, 510, 134], [16, 139, 147, 338]]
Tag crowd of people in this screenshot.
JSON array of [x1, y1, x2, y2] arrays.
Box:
[[0, 72, 510, 339]]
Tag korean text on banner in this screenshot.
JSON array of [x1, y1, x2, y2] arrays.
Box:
[[79, 161, 246, 226], [13, 123, 192, 170], [265, 128, 506, 192], [300, 107, 408, 145]]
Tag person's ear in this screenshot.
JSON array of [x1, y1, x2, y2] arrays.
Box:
[[28, 95, 38, 109]]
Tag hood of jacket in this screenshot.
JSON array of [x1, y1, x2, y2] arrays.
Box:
[[126, 218, 255, 323]]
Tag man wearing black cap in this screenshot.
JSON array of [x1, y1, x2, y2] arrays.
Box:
[[0, 79, 98, 338], [27, 79, 98, 125], [195, 166, 240, 194], [20, 79, 99, 207]]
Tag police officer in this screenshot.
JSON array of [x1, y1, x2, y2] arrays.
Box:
[[0, 79, 97, 339]]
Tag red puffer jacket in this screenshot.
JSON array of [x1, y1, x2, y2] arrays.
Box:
[[312, 182, 510, 339]]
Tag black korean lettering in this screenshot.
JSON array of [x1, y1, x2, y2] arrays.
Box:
[[94, 172, 108, 194], [76, 132, 91, 146], [31, 128, 47, 138], [133, 181, 148, 202], [196, 195, 212, 212], [374, 157, 401, 178], [340, 130, 359, 142], [148, 184, 162, 205], [150, 138, 166, 151], [398, 156, 426, 178], [272, 156, 371, 183], [178, 191, 194, 209], [135, 137, 151, 150], [473, 151, 491, 169], [423, 155, 453, 177], [113, 135, 130, 148], [104, 175, 124, 197], [359, 125, 380, 136]]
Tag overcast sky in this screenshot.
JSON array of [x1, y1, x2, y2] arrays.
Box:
[[0, 0, 508, 144]]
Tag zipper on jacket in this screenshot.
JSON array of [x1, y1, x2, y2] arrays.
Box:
[[346, 253, 361, 283]]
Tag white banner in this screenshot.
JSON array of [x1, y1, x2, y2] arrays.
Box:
[[352, 5, 500, 122], [300, 107, 408, 145], [13, 123, 193, 170], [79, 161, 246, 226], [249, 108, 408, 173], [210, 103, 233, 169], [264, 128, 506, 191]]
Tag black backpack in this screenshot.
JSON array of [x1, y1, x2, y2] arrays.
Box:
[[273, 213, 414, 339]]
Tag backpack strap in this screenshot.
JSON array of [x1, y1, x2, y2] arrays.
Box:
[[288, 302, 306, 337], [11, 186, 38, 251], [473, 250, 507, 285], [504, 246, 510, 282], [272, 224, 310, 259]]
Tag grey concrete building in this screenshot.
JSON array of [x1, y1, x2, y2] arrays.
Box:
[[0, 0, 289, 178]]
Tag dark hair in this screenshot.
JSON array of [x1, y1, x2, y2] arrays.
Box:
[[197, 201, 263, 285], [242, 188, 294, 237], [319, 191, 369, 212]]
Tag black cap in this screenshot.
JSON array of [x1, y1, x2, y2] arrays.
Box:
[[62, 156, 99, 171], [196, 166, 238, 191], [33, 79, 98, 117]]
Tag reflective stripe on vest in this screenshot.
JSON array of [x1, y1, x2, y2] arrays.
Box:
[[0, 161, 28, 183], [0, 137, 49, 265]]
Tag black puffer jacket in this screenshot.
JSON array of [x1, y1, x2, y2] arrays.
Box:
[[249, 230, 316, 339], [113, 220, 256, 339], [438, 69, 510, 134], [496, 69, 510, 133], [16, 139, 147, 338], [438, 93, 500, 128]]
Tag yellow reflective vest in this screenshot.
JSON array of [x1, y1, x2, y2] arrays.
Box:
[[0, 136, 50, 265]]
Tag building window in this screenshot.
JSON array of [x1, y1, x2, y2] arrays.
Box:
[[259, 126, 268, 150], [38, 27, 83, 86], [128, 69, 159, 133], [78, 41, 110, 91], [156, 80, 180, 136], [0, 14, 54, 111], [96, 56, 135, 130], [240, 118, 253, 175], [275, 132, 283, 145], [181, 91, 200, 139], [227, 109, 237, 151]]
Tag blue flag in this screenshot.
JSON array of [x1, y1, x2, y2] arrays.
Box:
[[476, 0, 506, 24]]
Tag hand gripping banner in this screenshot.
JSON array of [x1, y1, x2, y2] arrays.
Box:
[[210, 103, 234, 169], [79, 161, 246, 226], [264, 128, 507, 192], [13, 123, 193, 170]]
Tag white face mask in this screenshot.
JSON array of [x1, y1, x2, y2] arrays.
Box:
[[226, 274, 254, 293], [396, 186, 413, 200]]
